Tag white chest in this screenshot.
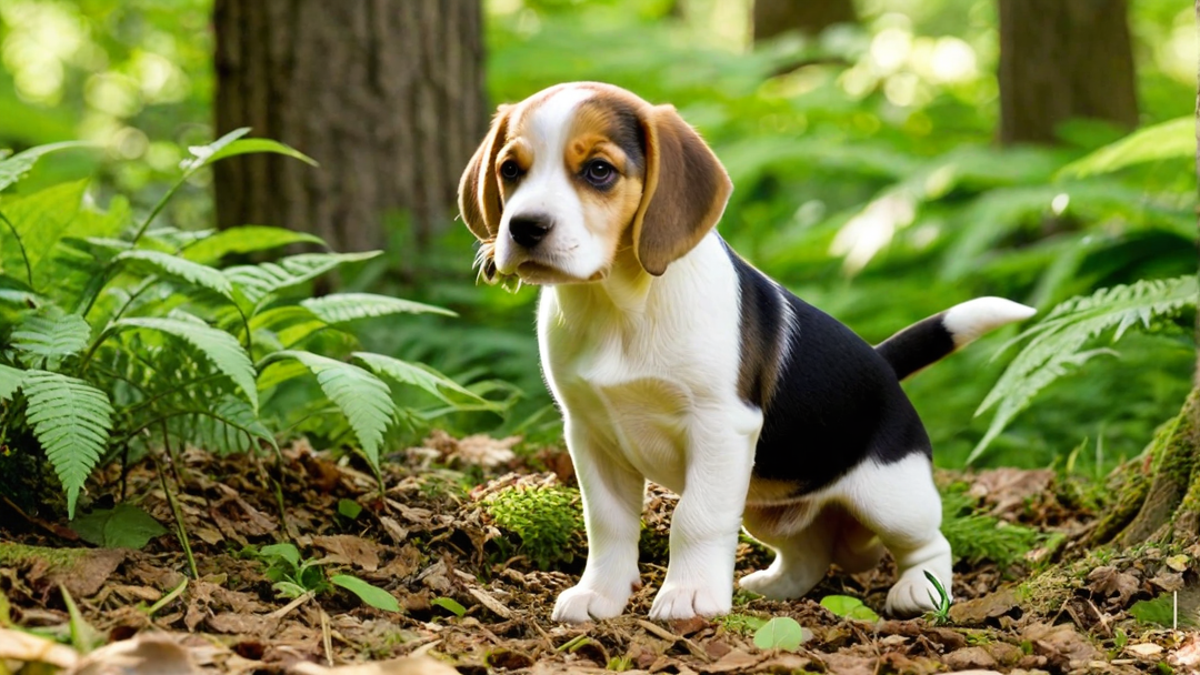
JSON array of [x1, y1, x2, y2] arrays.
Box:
[[536, 235, 759, 493]]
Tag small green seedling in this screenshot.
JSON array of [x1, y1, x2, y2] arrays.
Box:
[[719, 613, 767, 635], [752, 616, 811, 651], [819, 595, 880, 622], [923, 570, 952, 625], [252, 542, 399, 611]]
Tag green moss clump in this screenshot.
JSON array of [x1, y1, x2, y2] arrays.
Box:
[[484, 485, 585, 570]]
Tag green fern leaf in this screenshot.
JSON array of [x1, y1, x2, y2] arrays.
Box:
[[1058, 117, 1192, 178], [114, 250, 234, 299], [268, 351, 393, 471], [0, 141, 93, 193], [970, 275, 1197, 464], [111, 316, 258, 412], [11, 310, 91, 367], [22, 370, 114, 518], [302, 293, 456, 322], [0, 363, 25, 400], [224, 252, 380, 305], [181, 226, 326, 265], [167, 395, 276, 455], [0, 180, 88, 290], [352, 351, 496, 410]]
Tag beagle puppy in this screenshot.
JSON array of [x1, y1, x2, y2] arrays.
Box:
[[458, 82, 1035, 623]]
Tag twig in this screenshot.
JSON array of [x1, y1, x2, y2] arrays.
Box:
[[154, 425, 198, 579]]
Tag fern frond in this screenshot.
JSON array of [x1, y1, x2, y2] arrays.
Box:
[[181, 226, 326, 264], [114, 250, 234, 299], [970, 275, 1197, 464], [224, 252, 380, 305], [266, 351, 393, 471], [302, 293, 456, 323], [111, 316, 259, 412], [10, 310, 90, 368], [21, 370, 114, 518], [0, 363, 25, 400], [166, 395, 276, 455], [352, 352, 497, 411]]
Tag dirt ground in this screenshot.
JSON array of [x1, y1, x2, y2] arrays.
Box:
[[2, 433, 1198, 674]]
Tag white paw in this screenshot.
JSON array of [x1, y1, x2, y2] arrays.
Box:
[[552, 584, 630, 623], [648, 582, 731, 621], [738, 568, 805, 600], [885, 570, 951, 618]]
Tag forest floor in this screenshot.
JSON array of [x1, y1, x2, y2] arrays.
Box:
[[2, 434, 1198, 675]]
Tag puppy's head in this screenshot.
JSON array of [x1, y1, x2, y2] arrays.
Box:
[[458, 82, 732, 285]]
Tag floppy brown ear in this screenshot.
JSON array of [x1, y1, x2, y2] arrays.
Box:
[[458, 105, 513, 242], [631, 105, 733, 276]]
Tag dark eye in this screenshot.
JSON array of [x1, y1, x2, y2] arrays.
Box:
[[583, 160, 616, 187], [500, 160, 521, 180]]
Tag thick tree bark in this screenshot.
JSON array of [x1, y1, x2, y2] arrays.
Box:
[[213, 0, 487, 252], [752, 0, 857, 41], [997, 0, 1138, 146]]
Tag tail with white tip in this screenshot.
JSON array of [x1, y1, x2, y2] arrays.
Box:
[[875, 297, 1037, 381]]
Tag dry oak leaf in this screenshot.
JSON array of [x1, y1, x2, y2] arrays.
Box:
[[312, 535, 382, 572], [68, 633, 200, 675], [289, 655, 460, 675], [1086, 565, 1140, 606]]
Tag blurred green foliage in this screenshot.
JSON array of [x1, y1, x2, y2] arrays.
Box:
[[1, 0, 1194, 471]]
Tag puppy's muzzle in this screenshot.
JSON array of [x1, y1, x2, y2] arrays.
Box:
[[509, 214, 553, 248]]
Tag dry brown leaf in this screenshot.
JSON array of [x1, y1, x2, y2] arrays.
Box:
[[313, 535, 382, 572], [289, 655, 460, 674], [1126, 642, 1164, 657], [69, 633, 199, 675], [1086, 566, 1140, 606]]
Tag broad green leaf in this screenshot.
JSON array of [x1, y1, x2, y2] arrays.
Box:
[[752, 616, 810, 651], [337, 499, 362, 519], [70, 504, 168, 549], [10, 311, 90, 366], [0, 363, 25, 400], [268, 351, 393, 470], [330, 574, 400, 612], [182, 226, 327, 264], [431, 596, 467, 617], [819, 595, 880, 622], [112, 317, 259, 411], [0, 180, 88, 288], [259, 542, 302, 570], [21, 370, 114, 519], [115, 249, 234, 299], [225, 251, 381, 305], [353, 352, 497, 410], [1059, 117, 1193, 178], [206, 139, 318, 167], [302, 293, 456, 322], [0, 141, 94, 193]]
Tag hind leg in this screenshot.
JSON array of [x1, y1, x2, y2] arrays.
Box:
[[841, 454, 952, 617], [738, 503, 833, 600]]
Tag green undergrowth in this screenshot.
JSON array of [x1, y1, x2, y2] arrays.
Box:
[[940, 485, 1044, 568]]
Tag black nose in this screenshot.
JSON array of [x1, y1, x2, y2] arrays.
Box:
[[509, 214, 552, 248]]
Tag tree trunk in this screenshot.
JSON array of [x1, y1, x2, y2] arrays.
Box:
[[997, 0, 1138, 146], [212, 0, 487, 253], [752, 0, 857, 41]]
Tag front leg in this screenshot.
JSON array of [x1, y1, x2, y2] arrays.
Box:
[[552, 423, 646, 623], [649, 420, 757, 621]]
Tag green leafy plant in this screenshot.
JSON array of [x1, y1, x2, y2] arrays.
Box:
[[923, 570, 953, 626], [940, 488, 1043, 567], [0, 133, 503, 528], [483, 485, 585, 570], [252, 542, 399, 612], [969, 275, 1196, 463]]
